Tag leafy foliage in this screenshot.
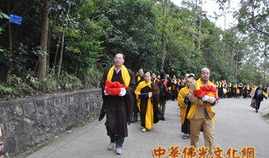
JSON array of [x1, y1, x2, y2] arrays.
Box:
[[0, 0, 268, 98]]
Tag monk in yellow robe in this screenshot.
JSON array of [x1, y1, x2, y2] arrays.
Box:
[[177, 73, 196, 139], [187, 68, 218, 155], [135, 68, 144, 84], [135, 72, 160, 132]]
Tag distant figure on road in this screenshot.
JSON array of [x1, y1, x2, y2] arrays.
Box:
[[159, 73, 169, 120], [99, 53, 134, 155], [251, 85, 267, 113]]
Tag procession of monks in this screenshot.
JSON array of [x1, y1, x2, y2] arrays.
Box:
[[215, 81, 253, 98], [99, 53, 268, 156]]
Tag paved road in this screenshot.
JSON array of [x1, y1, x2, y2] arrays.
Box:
[[25, 98, 269, 158]]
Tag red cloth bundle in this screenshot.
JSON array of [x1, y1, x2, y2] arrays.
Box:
[[105, 80, 126, 96], [194, 85, 217, 98]]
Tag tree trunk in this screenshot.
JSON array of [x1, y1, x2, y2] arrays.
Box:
[[8, 1, 13, 54], [161, 45, 167, 72], [8, 22, 12, 54], [53, 37, 61, 69], [160, 0, 167, 72], [38, 0, 49, 80], [57, 31, 65, 78]]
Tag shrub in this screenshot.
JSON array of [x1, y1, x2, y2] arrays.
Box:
[[58, 72, 82, 90], [0, 84, 15, 98], [80, 67, 102, 88]]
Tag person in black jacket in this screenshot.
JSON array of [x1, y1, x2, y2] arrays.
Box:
[[253, 86, 267, 113]]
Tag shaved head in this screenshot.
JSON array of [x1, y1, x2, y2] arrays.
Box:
[[201, 67, 210, 73], [201, 67, 210, 82], [144, 72, 151, 82], [114, 53, 125, 67]]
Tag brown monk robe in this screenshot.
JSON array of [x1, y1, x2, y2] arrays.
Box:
[[152, 73, 161, 112], [99, 53, 135, 155], [132, 68, 144, 123]]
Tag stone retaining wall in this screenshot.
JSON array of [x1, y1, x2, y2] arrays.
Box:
[[0, 89, 102, 156]]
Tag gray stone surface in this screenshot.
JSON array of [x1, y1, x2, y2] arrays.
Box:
[[24, 98, 269, 158], [0, 89, 102, 156]]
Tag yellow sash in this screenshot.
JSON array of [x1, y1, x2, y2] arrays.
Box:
[[106, 65, 131, 87], [134, 81, 153, 129], [136, 75, 141, 83], [177, 86, 190, 124], [134, 81, 152, 111]]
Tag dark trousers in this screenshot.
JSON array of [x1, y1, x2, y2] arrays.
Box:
[[132, 101, 139, 122], [110, 135, 124, 148], [160, 98, 166, 119], [140, 100, 148, 128], [182, 105, 191, 134], [182, 119, 190, 134], [256, 101, 261, 112], [130, 93, 138, 122]]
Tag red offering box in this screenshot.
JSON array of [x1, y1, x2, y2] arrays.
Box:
[[194, 85, 217, 98], [105, 80, 126, 96]]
